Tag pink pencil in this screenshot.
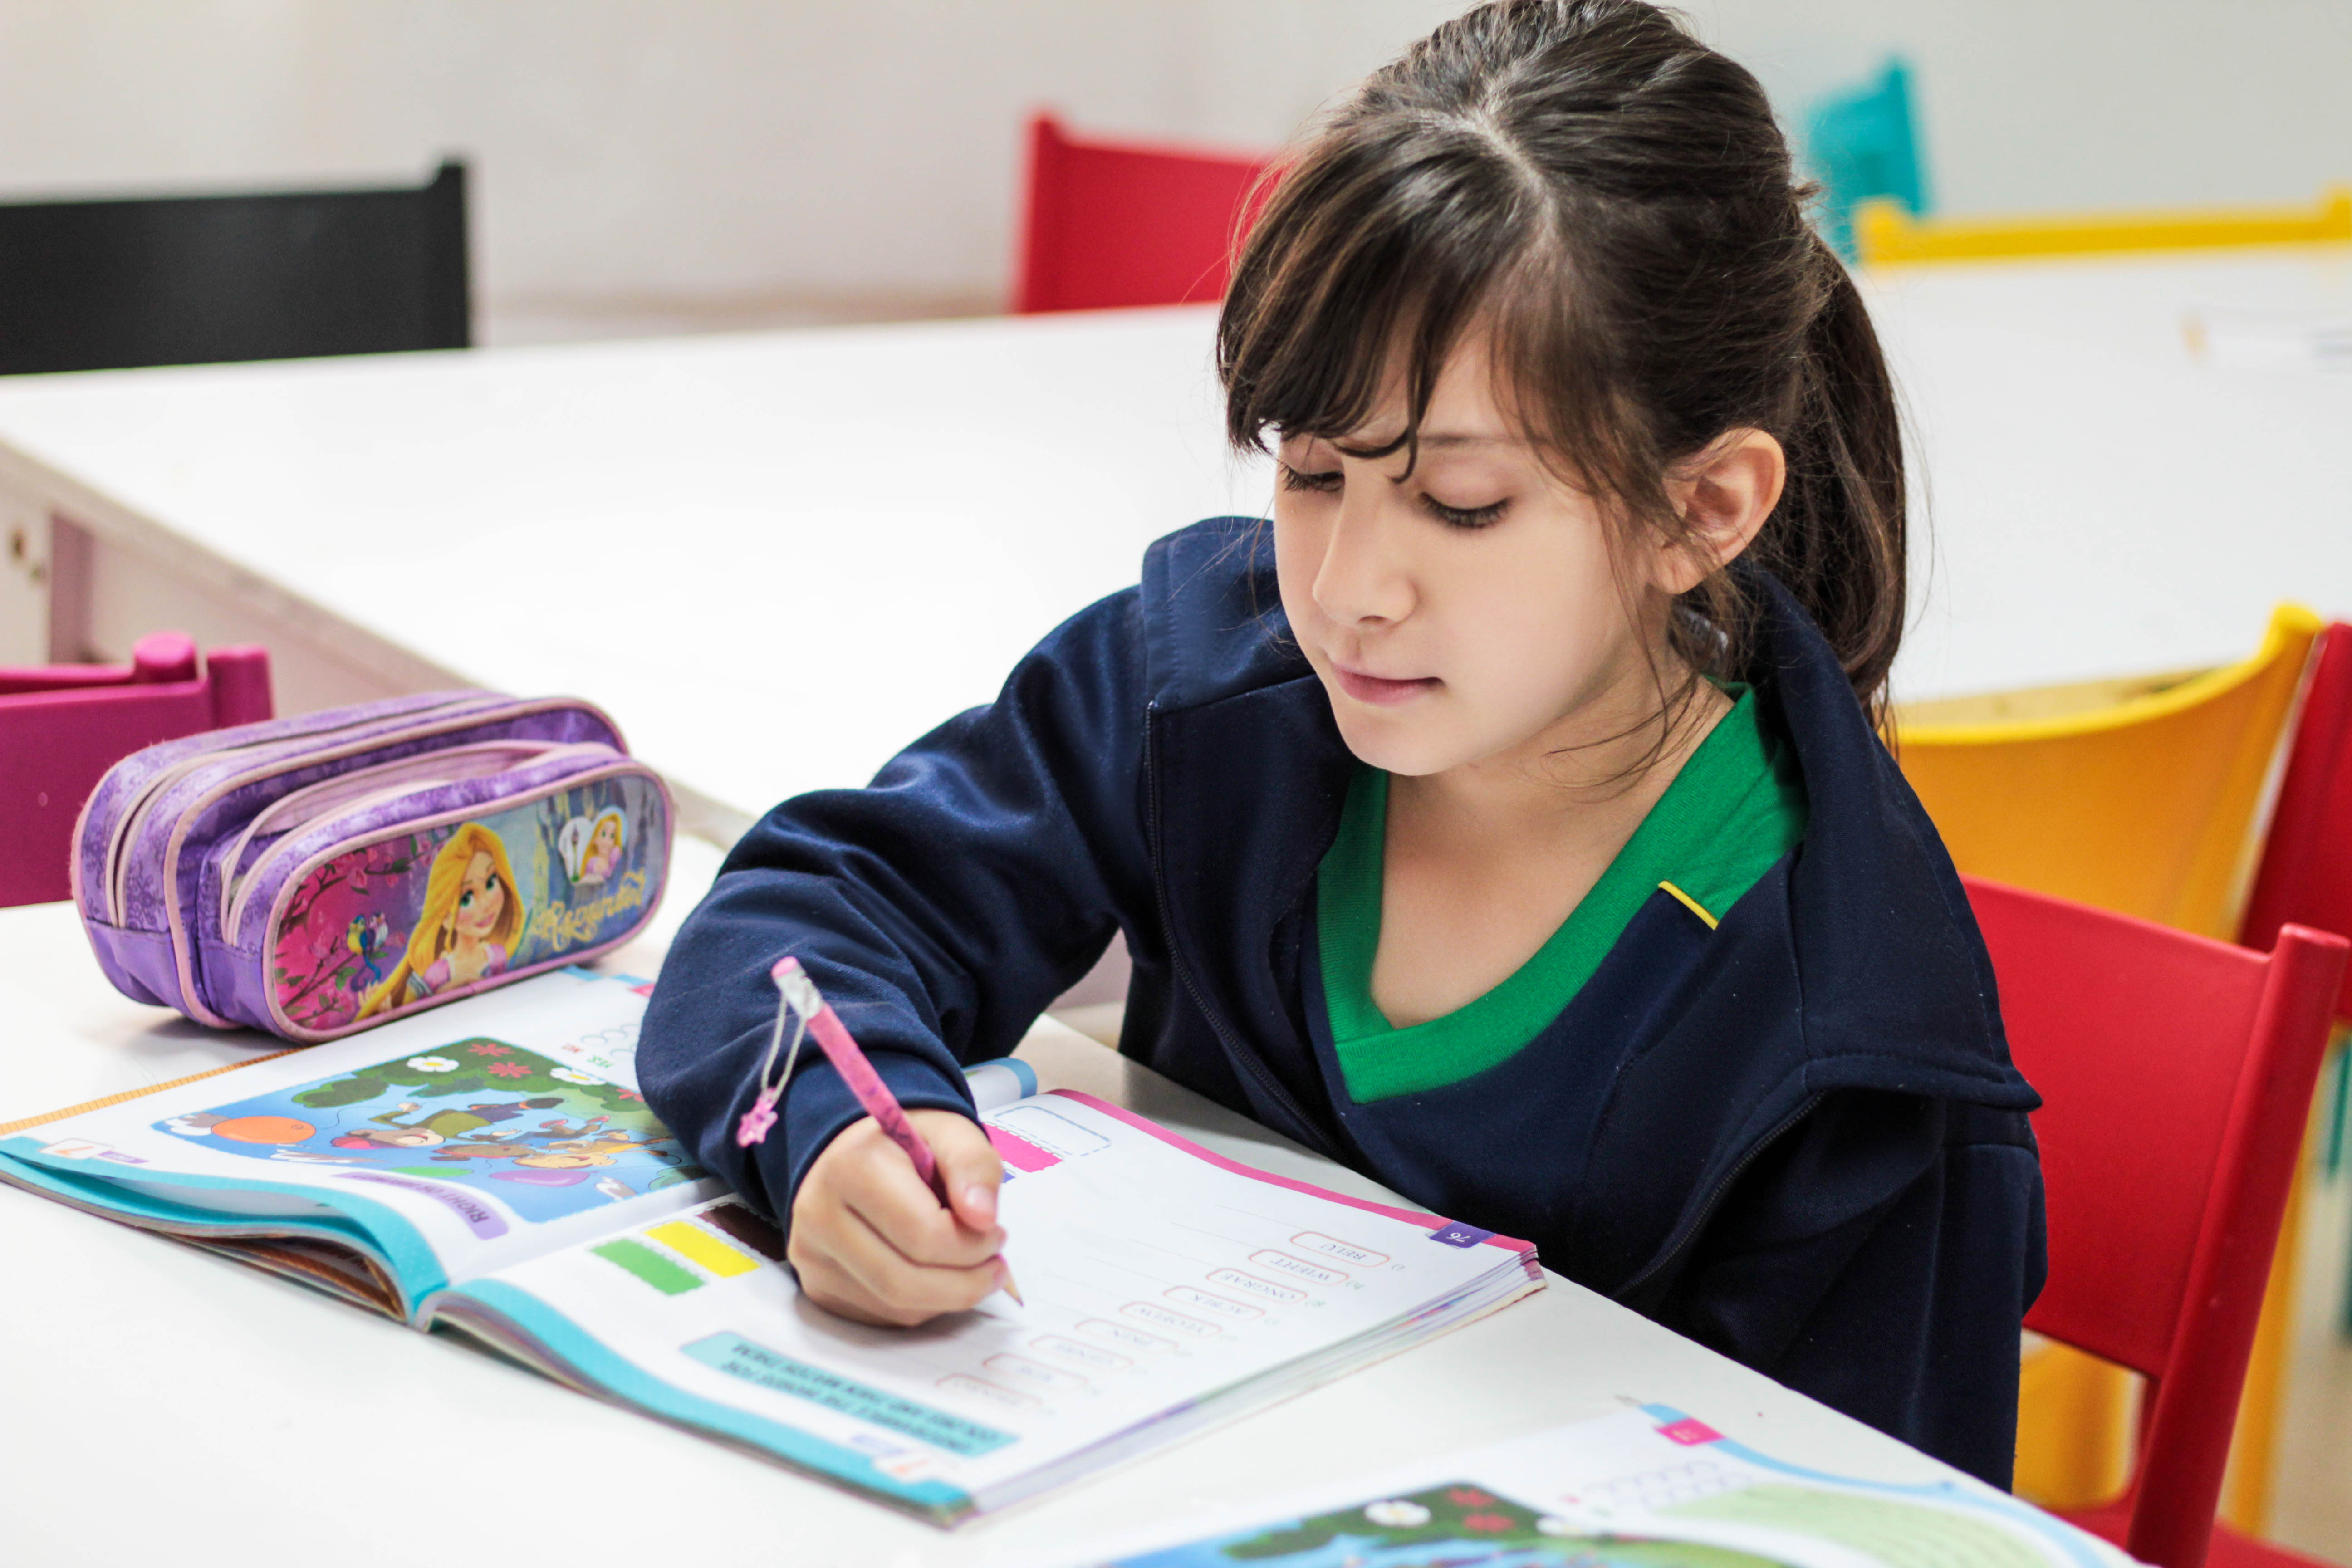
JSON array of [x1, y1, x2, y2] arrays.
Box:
[[766, 956, 1024, 1305]]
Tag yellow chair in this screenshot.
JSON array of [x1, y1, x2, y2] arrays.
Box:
[[1895, 604, 2322, 1516], [1856, 185, 2351, 267]]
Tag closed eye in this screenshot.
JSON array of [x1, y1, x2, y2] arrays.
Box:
[[1421, 494, 1508, 529], [1278, 463, 1342, 494]]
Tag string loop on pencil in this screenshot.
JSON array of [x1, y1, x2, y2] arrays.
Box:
[[736, 964, 810, 1147]]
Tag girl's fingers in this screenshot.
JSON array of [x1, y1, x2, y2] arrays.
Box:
[[789, 1247, 922, 1328], [789, 1110, 1011, 1326], [916, 1108, 1004, 1230], [798, 1198, 1002, 1322], [831, 1118, 1005, 1269]]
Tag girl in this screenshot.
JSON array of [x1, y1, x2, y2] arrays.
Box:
[[642, 0, 2042, 1488], [356, 823, 527, 1018], [577, 808, 627, 887]]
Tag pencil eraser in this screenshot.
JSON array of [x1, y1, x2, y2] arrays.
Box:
[[770, 956, 824, 1018]]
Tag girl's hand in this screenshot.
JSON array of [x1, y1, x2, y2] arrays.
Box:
[[788, 1108, 1008, 1327]]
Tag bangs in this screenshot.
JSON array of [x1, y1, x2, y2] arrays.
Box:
[[1219, 123, 1633, 490]]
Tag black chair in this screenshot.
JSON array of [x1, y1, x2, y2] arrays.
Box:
[[0, 160, 470, 375]]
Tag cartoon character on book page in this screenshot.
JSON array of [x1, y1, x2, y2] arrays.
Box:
[[157, 1039, 704, 1224]]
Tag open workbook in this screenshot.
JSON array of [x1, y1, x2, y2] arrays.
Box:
[[1070, 1402, 2138, 1568], [0, 969, 1544, 1525]]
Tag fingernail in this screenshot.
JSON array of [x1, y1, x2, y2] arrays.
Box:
[[963, 1183, 997, 1221]]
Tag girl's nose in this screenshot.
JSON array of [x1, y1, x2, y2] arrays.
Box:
[[1313, 485, 1416, 628]]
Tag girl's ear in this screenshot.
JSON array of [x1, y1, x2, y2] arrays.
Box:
[[1654, 428, 1785, 596]]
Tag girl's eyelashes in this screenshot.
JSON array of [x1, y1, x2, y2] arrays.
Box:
[[1421, 494, 1509, 529], [1278, 462, 1343, 494]]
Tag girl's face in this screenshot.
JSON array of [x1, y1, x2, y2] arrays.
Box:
[[1274, 333, 1682, 782], [453, 850, 505, 938], [591, 818, 621, 854]]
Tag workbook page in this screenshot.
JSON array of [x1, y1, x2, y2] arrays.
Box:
[[0, 970, 724, 1309], [1075, 1403, 2136, 1568], [441, 1090, 1543, 1520]]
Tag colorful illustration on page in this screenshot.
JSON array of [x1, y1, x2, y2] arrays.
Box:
[[1108, 1481, 1792, 1568], [156, 1040, 702, 1224]]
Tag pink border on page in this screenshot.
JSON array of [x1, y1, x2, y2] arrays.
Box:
[[1046, 1088, 1534, 1254]]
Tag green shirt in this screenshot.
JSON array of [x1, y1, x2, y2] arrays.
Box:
[[1317, 690, 1809, 1102]]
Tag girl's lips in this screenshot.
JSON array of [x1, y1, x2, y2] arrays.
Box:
[[1332, 665, 1440, 706]]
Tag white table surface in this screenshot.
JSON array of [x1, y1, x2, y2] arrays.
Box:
[[0, 849, 1963, 1568], [0, 249, 2346, 840]]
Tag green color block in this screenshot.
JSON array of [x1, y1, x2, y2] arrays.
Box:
[[591, 1237, 702, 1294]]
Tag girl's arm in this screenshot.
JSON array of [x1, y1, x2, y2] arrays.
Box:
[[637, 586, 1155, 1235]]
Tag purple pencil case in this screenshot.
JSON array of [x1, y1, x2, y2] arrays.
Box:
[[73, 691, 675, 1043]]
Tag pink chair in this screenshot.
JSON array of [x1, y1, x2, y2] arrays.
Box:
[[1013, 111, 1273, 314], [0, 632, 272, 907]]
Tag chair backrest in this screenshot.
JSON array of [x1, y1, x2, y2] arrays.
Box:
[[0, 161, 469, 376], [1803, 57, 1930, 262], [1856, 183, 2351, 267], [0, 633, 273, 907], [2240, 621, 2352, 1019], [1014, 112, 1271, 314], [1896, 604, 2319, 937], [1968, 876, 2345, 1568]]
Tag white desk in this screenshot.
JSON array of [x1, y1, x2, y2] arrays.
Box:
[[0, 309, 1266, 843], [0, 250, 2346, 844], [0, 854, 1963, 1568]]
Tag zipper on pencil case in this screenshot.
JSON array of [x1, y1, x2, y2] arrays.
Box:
[[100, 692, 497, 916], [101, 693, 501, 922], [219, 741, 620, 937], [148, 697, 626, 1029]]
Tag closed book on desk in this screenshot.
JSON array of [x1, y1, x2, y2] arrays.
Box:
[[0, 970, 1543, 1525]]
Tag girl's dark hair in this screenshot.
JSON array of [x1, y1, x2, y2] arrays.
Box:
[[1218, 0, 1907, 723]]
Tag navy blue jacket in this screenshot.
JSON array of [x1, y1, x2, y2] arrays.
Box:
[[641, 517, 2045, 1488]]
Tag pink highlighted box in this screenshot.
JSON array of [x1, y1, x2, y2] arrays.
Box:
[[986, 1125, 1060, 1173]]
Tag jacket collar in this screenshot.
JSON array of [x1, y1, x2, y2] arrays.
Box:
[[1140, 519, 2035, 1131]]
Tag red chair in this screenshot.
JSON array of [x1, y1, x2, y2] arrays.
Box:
[[1013, 111, 1273, 314], [2221, 618, 2352, 1533], [2242, 621, 2352, 1009], [0, 632, 272, 907], [1967, 875, 2345, 1568]]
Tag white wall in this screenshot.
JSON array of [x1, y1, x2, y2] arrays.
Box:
[[0, 0, 2343, 335]]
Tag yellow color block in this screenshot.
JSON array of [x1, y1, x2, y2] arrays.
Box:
[[1857, 185, 2352, 266], [646, 1220, 760, 1278]]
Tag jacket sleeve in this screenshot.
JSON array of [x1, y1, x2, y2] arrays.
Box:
[[636, 587, 1154, 1232], [1654, 1091, 2048, 1489]]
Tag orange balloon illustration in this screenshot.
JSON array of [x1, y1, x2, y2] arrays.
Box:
[[209, 1115, 317, 1145]]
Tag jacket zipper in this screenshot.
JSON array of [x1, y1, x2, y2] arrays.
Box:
[[1613, 1092, 1823, 1301], [216, 740, 613, 934], [1143, 706, 1338, 1161]]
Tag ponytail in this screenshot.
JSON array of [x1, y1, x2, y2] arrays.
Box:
[[1747, 238, 1908, 723]]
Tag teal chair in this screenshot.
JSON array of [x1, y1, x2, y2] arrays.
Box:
[[1805, 59, 1929, 260]]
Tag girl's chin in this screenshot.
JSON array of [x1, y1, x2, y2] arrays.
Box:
[[1333, 714, 1473, 779]]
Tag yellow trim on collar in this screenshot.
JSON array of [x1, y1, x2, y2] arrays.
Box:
[[1658, 880, 1719, 930]]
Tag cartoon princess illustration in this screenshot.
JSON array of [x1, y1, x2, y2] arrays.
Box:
[[574, 807, 627, 887], [356, 823, 527, 1019]]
